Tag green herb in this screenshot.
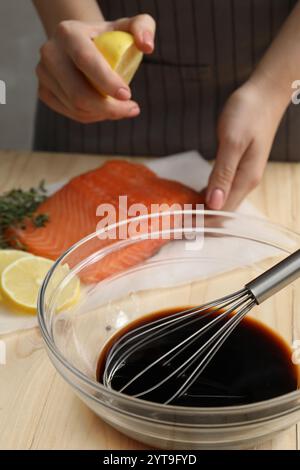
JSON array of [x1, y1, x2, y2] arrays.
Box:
[[0, 181, 49, 249], [33, 213, 49, 228]]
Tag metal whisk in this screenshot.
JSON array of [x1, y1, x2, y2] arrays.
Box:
[[103, 249, 300, 404]]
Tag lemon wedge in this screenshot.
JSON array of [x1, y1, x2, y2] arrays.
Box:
[[0, 250, 32, 302], [94, 31, 143, 84], [0, 256, 80, 314]]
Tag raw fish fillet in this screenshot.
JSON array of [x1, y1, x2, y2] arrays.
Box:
[[10, 161, 204, 282]]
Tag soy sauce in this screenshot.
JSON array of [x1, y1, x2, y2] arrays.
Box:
[[97, 307, 299, 406]]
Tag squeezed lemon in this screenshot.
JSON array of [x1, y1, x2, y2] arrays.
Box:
[[94, 31, 143, 85]]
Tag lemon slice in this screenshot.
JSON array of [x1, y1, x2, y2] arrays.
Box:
[[0, 250, 32, 302], [0, 249, 32, 275], [94, 31, 143, 84], [0, 256, 80, 314]]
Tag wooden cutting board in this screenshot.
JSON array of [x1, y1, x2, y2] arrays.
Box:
[[0, 150, 299, 450]]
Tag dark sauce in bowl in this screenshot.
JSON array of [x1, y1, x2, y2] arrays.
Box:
[[97, 307, 299, 407]]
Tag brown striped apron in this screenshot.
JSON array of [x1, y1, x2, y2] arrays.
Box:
[[34, 0, 299, 161]]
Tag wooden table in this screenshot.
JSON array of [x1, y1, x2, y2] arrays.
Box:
[[0, 150, 300, 450]]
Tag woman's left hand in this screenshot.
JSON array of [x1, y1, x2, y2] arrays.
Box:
[[205, 80, 289, 211]]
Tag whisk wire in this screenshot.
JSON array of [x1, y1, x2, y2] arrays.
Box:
[[106, 292, 252, 395], [165, 299, 255, 404], [104, 289, 248, 386], [103, 247, 300, 405], [106, 289, 247, 362], [166, 293, 250, 366], [129, 297, 254, 400]]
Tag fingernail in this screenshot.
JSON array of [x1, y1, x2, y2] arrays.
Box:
[[207, 188, 225, 210], [129, 106, 140, 117], [143, 31, 154, 50], [116, 87, 131, 100]]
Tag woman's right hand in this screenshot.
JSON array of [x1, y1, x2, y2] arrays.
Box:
[[36, 15, 155, 123]]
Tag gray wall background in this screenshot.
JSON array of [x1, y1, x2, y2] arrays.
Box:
[[0, 0, 44, 150]]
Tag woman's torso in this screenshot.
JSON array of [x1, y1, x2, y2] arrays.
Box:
[[34, 0, 299, 161]]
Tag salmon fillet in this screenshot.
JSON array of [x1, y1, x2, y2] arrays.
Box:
[[9, 160, 204, 282]]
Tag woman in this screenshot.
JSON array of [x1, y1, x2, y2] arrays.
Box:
[[33, 0, 299, 210]]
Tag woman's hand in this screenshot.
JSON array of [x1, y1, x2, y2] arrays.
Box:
[[36, 15, 156, 123], [206, 82, 271, 211], [205, 80, 290, 211]]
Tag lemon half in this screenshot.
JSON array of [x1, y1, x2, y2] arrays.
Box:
[[0, 256, 80, 314], [94, 31, 143, 84]]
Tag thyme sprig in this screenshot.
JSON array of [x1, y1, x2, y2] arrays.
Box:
[[0, 181, 49, 249]]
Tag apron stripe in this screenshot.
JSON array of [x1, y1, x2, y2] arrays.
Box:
[[287, 0, 298, 162], [153, 0, 168, 155], [106, 0, 117, 156], [173, 1, 186, 152], [250, 0, 255, 69], [230, 0, 238, 90], [191, 0, 201, 152], [136, 0, 151, 156], [211, 0, 219, 123]]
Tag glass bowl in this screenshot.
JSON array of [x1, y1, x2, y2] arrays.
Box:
[[38, 211, 300, 450]]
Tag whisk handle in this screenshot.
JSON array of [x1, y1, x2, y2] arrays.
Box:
[[246, 249, 300, 304]]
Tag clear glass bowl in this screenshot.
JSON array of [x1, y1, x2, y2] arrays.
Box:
[[38, 211, 300, 450]]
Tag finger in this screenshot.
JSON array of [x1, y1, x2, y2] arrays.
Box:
[[56, 22, 132, 99], [40, 41, 108, 112], [114, 14, 156, 53], [222, 143, 267, 211], [206, 135, 249, 210], [39, 85, 140, 123], [40, 42, 139, 116], [100, 96, 140, 120]]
